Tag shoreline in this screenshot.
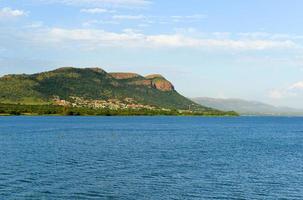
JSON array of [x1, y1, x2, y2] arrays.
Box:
[[0, 113, 239, 117], [0, 103, 238, 117]]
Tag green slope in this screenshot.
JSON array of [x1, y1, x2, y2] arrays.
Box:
[[0, 67, 214, 112]]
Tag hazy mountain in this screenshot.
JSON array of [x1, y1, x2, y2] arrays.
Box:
[[0, 67, 224, 113], [192, 97, 303, 116]]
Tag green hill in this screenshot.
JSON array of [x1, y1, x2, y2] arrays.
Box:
[[0, 67, 236, 116]]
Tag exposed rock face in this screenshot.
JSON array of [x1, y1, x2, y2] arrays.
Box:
[[109, 73, 141, 80], [129, 80, 153, 87], [108, 73, 174, 92], [151, 79, 174, 91], [88, 67, 106, 74], [146, 74, 175, 92]]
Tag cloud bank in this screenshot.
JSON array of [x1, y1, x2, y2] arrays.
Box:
[[29, 28, 297, 51], [37, 0, 151, 7]]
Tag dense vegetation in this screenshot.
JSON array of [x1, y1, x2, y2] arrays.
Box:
[[0, 103, 238, 116], [0, 67, 207, 110]]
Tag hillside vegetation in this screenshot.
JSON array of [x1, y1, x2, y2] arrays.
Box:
[[0, 67, 237, 116]]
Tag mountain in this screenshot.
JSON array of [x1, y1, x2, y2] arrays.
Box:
[[0, 67, 227, 114], [192, 97, 303, 116]]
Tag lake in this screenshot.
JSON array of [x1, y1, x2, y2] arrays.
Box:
[[1, 116, 303, 199]]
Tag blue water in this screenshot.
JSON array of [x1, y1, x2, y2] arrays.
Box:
[[1, 117, 303, 199]]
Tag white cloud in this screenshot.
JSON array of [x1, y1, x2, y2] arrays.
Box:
[[269, 81, 303, 99], [30, 27, 298, 51], [42, 28, 144, 47], [138, 15, 207, 25], [80, 8, 114, 14], [82, 19, 120, 27], [37, 0, 151, 7], [146, 35, 296, 50], [112, 15, 145, 20], [80, 13, 207, 26], [289, 81, 303, 90], [0, 7, 26, 18], [238, 32, 303, 41], [171, 14, 207, 22]]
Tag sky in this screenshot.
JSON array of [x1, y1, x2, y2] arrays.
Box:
[[1, 0, 303, 108]]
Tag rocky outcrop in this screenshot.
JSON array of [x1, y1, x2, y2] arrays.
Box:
[[146, 74, 175, 92], [109, 73, 141, 80], [109, 73, 174, 92], [151, 79, 174, 92], [88, 67, 106, 74], [129, 80, 153, 87]]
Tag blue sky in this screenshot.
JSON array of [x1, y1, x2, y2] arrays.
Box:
[[1, 0, 303, 108]]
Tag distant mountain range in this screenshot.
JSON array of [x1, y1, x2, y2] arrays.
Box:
[[192, 97, 303, 116], [0, 67, 234, 115]]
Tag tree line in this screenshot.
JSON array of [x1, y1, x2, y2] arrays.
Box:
[[0, 103, 238, 116]]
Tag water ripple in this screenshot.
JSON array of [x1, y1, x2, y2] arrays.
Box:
[[1, 116, 303, 199]]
